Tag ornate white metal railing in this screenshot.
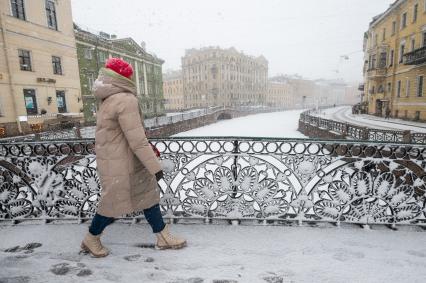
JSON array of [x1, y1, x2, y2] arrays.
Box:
[[0, 138, 425, 226]]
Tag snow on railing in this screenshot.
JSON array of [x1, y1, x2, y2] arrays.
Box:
[[144, 107, 222, 129], [300, 111, 416, 144], [1, 138, 425, 227]]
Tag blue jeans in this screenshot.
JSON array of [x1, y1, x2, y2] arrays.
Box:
[[89, 204, 166, 236]]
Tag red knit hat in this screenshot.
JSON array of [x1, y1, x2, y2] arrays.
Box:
[[105, 58, 133, 79]]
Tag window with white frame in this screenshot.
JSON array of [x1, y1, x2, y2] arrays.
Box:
[[52, 56, 62, 75], [10, 0, 25, 20], [399, 43, 405, 63], [413, 3, 418, 22], [87, 73, 95, 91], [18, 49, 32, 71], [423, 31, 426, 47], [401, 12, 407, 29], [45, 0, 58, 30], [84, 48, 93, 60], [0, 96, 4, 117], [392, 21, 396, 35], [389, 50, 394, 67], [417, 76, 424, 97], [406, 79, 410, 97], [397, 80, 402, 97]]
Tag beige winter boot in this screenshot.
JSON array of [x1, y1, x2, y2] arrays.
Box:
[[80, 233, 109, 258], [156, 224, 187, 250]]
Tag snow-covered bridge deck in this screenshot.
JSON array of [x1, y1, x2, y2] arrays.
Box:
[[1, 223, 425, 283]]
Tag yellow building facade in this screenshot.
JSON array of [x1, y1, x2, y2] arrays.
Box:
[[266, 81, 295, 109], [163, 70, 184, 111], [363, 0, 426, 120], [0, 0, 83, 136]]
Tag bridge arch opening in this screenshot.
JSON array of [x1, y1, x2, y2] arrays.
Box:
[[217, 112, 232, 120]]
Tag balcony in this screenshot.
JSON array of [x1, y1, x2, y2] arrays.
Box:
[[367, 67, 386, 79], [404, 46, 426, 65]]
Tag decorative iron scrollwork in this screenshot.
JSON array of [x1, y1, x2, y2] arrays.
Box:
[[0, 138, 425, 226]]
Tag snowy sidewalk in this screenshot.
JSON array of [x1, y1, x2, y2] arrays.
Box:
[[1, 223, 425, 283], [315, 106, 426, 133]]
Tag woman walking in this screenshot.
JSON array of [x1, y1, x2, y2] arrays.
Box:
[[81, 58, 186, 257]]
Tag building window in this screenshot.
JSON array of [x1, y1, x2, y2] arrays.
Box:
[[401, 12, 407, 29], [371, 54, 376, 69], [98, 51, 108, 64], [10, 0, 25, 20], [392, 21, 396, 35], [397, 80, 402, 97], [417, 76, 424, 97], [0, 96, 4, 117], [24, 89, 37, 115], [415, 111, 421, 121], [379, 52, 387, 68], [399, 44, 405, 63], [423, 31, 426, 47], [45, 0, 58, 30], [406, 79, 410, 97], [87, 73, 95, 91], [84, 48, 92, 60], [387, 82, 392, 93], [413, 4, 418, 22], [382, 28, 386, 41], [18, 49, 32, 71], [56, 91, 67, 113], [389, 50, 394, 67], [411, 39, 416, 51], [52, 56, 62, 75]]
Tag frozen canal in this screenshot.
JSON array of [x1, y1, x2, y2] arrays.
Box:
[[174, 110, 307, 138], [1, 223, 425, 283]]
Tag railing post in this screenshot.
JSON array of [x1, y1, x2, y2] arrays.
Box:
[[73, 126, 82, 139], [231, 140, 239, 199], [342, 123, 348, 138], [361, 127, 369, 140], [403, 130, 412, 143]]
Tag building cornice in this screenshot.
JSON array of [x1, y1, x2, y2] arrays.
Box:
[[74, 29, 164, 65], [369, 0, 405, 29]]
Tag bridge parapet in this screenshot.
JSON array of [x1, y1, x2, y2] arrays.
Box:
[[1, 138, 425, 227]]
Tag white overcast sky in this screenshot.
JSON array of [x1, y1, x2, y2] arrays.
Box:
[[71, 0, 395, 83]]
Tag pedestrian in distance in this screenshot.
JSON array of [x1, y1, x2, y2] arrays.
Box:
[[80, 58, 186, 258], [385, 107, 391, 119]]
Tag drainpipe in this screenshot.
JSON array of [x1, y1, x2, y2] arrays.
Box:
[[0, 12, 22, 133]]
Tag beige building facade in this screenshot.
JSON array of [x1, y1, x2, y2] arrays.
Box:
[[363, 0, 426, 120], [182, 47, 268, 108], [266, 80, 296, 109], [163, 70, 184, 111], [0, 0, 83, 136]]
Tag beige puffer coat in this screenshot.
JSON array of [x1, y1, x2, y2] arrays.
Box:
[[93, 68, 162, 218]]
